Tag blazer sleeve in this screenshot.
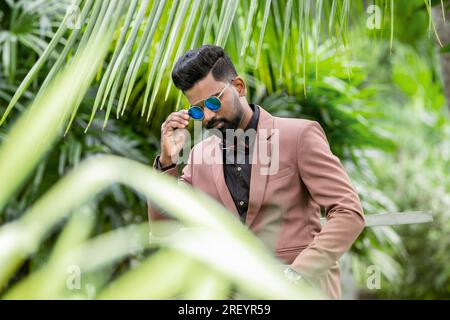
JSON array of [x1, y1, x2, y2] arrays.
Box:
[[147, 152, 193, 222], [291, 121, 365, 278]]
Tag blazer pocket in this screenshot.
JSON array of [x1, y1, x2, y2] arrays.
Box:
[[275, 245, 309, 264], [276, 244, 309, 255], [267, 167, 294, 182]]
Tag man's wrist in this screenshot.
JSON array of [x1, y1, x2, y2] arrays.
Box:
[[155, 155, 176, 171], [159, 154, 174, 167], [283, 266, 303, 284]]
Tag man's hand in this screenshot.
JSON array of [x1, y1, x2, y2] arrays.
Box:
[[160, 110, 190, 167], [283, 266, 303, 284]]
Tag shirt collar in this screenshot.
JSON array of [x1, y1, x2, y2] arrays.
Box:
[[244, 103, 260, 132]]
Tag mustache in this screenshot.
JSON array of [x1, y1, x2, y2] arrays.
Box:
[[206, 119, 228, 129]]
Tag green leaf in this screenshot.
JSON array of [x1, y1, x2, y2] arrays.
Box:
[[441, 43, 450, 53]]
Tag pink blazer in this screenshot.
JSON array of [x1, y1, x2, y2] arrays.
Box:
[[148, 105, 365, 299]]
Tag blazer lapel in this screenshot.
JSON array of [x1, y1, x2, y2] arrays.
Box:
[[246, 106, 275, 227], [209, 136, 240, 218], [205, 106, 275, 224]]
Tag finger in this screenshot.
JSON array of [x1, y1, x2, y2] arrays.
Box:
[[162, 121, 186, 134], [170, 110, 190, 120], [162, 111, 189, 132], [165, 117, 188, 127], [180, 109, 190, 120], [168, 113, 190, 124]]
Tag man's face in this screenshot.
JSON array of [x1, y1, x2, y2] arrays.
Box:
[[184, 72, 245, 135]]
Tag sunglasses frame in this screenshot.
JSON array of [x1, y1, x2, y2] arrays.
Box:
[[188, 79, 233, 120]]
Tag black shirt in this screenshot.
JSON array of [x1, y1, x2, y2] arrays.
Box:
[[156, 104, 260, 224], [221, 104, 259, 223]]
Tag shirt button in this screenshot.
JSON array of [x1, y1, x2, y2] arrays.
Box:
[[239, 201, 245, 206], [237, 166, 242, 171]]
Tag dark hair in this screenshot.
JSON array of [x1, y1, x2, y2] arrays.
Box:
[[171, 45, 238, 92]]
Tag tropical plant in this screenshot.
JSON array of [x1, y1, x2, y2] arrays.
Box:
[[367, 46, 450, 299], [0, 0, 448, 299], [2, 0, 446, 126], [0, 0, 326, 300]]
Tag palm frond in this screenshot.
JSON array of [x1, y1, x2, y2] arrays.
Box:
[[2, 0, 433, 130]]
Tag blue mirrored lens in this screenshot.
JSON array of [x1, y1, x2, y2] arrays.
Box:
[[205, 96, 221, 111], [188, 106, 204, 120]]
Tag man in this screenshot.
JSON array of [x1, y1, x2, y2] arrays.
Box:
[[147, 45, 365, 299]]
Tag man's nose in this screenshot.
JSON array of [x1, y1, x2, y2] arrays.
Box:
[[203, 107, 215, 124]]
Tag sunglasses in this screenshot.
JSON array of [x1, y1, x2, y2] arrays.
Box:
[[188, 80, 233, 120]]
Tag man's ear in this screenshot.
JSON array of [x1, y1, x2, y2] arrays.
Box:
[[233, 76, 247, 97]]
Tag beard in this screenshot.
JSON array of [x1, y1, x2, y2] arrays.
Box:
[[205, 97, 243, 137]]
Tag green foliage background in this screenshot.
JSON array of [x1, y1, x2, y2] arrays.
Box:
[[0, 0, 449, 299]]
